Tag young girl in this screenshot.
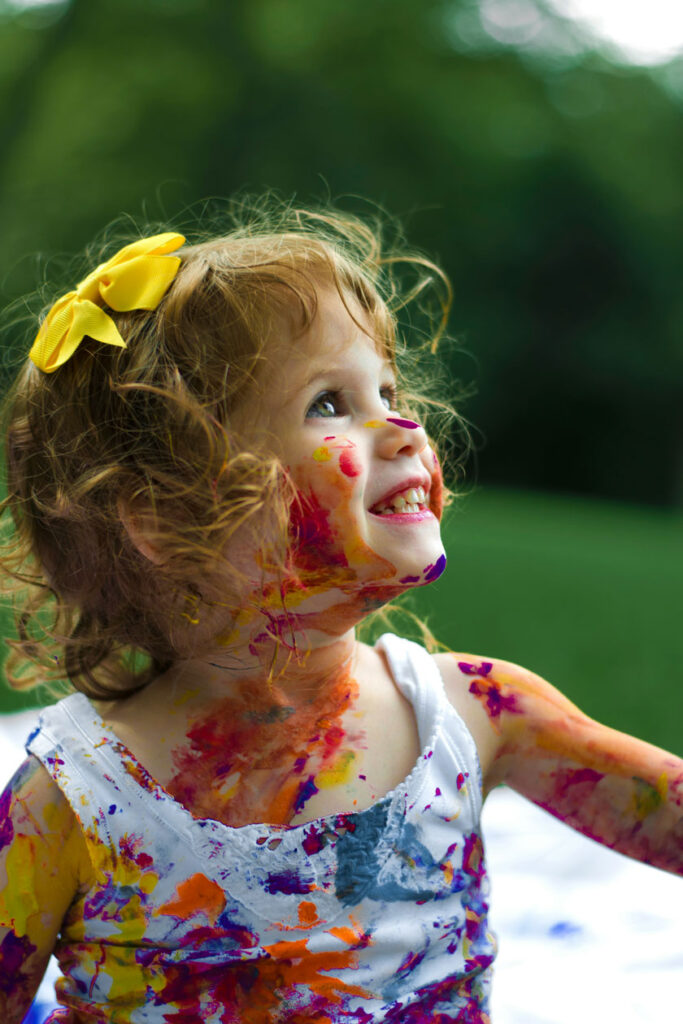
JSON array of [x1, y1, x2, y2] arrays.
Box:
[[0, 200, 680, 1024]]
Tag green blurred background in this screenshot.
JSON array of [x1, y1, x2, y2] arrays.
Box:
[[0, 0, 680, 753]]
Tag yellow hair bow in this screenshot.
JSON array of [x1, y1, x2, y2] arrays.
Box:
[[29, 232, 185, 373]]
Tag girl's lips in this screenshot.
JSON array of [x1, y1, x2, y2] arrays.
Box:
[[368, 508, 437, 523]]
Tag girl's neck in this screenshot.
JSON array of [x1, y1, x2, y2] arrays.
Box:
[[166, 626, 360, 713]]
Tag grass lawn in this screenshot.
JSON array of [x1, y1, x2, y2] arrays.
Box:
[[1, 487, 681, 756]]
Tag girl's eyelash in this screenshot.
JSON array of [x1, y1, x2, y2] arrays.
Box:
[[306, 385, 398, 419], [304, 391, 339, 419]]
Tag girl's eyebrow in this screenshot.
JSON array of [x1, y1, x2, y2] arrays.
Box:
[[300, 363, 396, 391]]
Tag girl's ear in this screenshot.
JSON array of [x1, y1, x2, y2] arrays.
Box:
[[117, 498, 164, 565]]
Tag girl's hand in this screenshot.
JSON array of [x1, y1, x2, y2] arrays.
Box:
[[0, 756, 91, 1022], [436, 654, 683, 875]]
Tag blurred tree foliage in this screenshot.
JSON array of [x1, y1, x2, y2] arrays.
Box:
[[0, 0, 681, 505]]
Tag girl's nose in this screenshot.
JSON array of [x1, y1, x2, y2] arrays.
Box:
[[371, 415, 429, 459]]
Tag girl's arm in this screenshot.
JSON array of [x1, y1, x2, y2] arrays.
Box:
[[0, 756, 91, 1023], [436, 654, 683, 875]]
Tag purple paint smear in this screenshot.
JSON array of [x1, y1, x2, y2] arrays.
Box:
[[0, 788, 14, 851], [423, 554, 447, 583], [0, 932, 37, 995], [386, 417, 420, 430], [294, 774, 319, 815], [264, 871, 314, 895], [468, 678, 523, 719], [458, 661, 493, 677]]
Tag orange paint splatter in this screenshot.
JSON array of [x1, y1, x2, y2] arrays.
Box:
[[262, 928, 372, 1003], [156, 872, 226, 924], [297, 900, 319, 927]]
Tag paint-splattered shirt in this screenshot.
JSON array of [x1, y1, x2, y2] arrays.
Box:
[[26, 633, 496, 1022]]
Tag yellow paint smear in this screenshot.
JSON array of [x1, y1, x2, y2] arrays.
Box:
[[316, 750, 356, 789]]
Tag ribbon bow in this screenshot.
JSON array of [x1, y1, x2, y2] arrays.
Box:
[[29, 232, 185, 373]]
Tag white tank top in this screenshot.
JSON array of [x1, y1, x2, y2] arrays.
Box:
[[27, 633, 497, 1022]]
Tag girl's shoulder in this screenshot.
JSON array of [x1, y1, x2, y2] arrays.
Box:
[[431, 650, 590, 795]]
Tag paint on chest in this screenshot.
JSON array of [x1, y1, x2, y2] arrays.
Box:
[[166, 675, 366, 827]]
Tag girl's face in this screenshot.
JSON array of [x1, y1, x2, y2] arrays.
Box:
[[240, 285, 446, 601]]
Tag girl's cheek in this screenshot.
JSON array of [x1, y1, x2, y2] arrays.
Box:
[[429, 449, 444, 522], [297, 439, 360, 504]]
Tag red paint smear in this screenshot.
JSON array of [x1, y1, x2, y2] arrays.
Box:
[[154, 925, 373, 1021], [554, 766, 604, 800], [462, 832, 486, 882], [288, 491, 348, 574], [429, 456, 444, 521], [167, 664, 362, 827], [338, 449, 360, 477], [118, 832, 153, 870]]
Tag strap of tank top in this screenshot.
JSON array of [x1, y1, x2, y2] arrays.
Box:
[[375, 632, 483, 806], [374, 633, 445, 751]]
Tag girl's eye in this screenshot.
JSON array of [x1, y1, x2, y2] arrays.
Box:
[[306, 391, 344, 418], [380, 384, 398, 411], [305, 384, 399, 419]]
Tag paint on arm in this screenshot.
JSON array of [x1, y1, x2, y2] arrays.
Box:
[[464, 659, 683, 875], [0, 756, 91, 1021]]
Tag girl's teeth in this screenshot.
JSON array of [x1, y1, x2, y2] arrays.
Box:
[[373, 485, 429, 514]]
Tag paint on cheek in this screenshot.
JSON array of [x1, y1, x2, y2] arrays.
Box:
[[289, 492, 348, 570], [338, 449, 360, 477], [429, 454, 444, 521], [312, 446, 332, 462]]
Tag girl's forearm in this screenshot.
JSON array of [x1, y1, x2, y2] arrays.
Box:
[[464, 660, 683, 874], [498, 731, 683, 874]]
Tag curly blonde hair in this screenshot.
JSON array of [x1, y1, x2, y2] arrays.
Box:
[[0, 195, 466, 701]]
